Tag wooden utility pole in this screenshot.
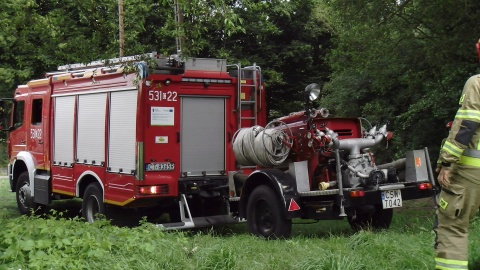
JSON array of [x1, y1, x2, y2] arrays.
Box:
[[174, 0, 183, 55], [118, 0, 124, 57]]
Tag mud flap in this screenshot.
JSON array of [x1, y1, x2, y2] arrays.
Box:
[[239, 169, 303, 220], [33, 173, 51, 205]]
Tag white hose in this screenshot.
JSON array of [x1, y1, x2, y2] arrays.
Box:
[[233, 126, 266, 166], [233, 126, 291, 167]]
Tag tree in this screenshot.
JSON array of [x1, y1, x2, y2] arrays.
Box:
[[1, 0, 332, 122], [321, 0, 480, 161]]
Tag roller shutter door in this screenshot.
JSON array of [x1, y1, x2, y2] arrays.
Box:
[[108, 90, 138, 173], [76, 93, 107, 165], [53, 96, 75, 166], [181, 97, 225, 176]]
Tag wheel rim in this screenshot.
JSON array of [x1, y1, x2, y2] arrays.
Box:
[[255, 200, 274, 235], [85, 195, 100, 222], [18, 182, 32, 210]]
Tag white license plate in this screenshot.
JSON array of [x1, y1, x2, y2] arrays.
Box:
[[145, 162, 175, 171], [381, 189, 402, 209]]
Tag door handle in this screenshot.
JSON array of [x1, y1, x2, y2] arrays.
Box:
[[39, 140, 43, 144], [20, 140, 26, 144]]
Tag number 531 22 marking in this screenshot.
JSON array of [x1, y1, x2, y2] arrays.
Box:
[[148, 90, 178, 102]]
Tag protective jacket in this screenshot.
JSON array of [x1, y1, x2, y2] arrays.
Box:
[[440, 74, 480, 184]]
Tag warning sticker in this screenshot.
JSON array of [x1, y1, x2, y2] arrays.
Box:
[[155, 136, 168, 144], [151, 107, 174, 126], [288, 199, 301, 211], [415, 157, 422, 167]]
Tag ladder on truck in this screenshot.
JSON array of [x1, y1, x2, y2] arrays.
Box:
[[45, 53, 228, 78], [228, 63, 262, 130]]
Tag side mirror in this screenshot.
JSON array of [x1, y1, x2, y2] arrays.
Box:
[[0, 126, 11, 132], [304, 83, 321, 102]]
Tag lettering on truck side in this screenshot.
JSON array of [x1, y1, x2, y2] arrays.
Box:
[[148, 90, 178, 102], [30, 128, 42, 139]]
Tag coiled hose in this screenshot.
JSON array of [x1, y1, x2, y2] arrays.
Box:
[[233, 124, 291, 167]]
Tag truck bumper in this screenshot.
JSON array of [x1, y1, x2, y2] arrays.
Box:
[[348, 182, 435, 207]]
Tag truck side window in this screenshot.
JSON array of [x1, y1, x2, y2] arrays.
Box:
[[31, 99, 43, 125], [13, 100, 25, 129]]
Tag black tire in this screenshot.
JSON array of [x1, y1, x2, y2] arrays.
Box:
[[15, 171, 41, 215], [348, 205, 393, 231], [246, 185, 292, 239], [82, 183, 106, 223], [371, 206, 393, 229]]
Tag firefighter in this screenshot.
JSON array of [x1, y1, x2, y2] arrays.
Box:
[[435, 121, 453, 174], [434, 73, 480, 269]]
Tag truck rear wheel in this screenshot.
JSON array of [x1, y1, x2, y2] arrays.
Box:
[[82, 183, 106, 223], [16, 172, 41, 215], [247, 185, 292, 239], [348, 205, 393, 231], [371, 206, 393, 229]]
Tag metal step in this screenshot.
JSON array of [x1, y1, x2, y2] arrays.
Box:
[[155, 215, 244, 230]]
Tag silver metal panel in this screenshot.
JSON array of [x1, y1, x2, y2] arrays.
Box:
[[405, 150, 429, 182], [184, 58, 226, 72], [76, 93, 107, 164], [108, 90, 138, 173], [289, 161, 310, 192], [181, 97, 225, 176], [53, 96, 75, 165]]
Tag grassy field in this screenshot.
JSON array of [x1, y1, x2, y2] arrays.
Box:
[[1, 177, 479, 270]]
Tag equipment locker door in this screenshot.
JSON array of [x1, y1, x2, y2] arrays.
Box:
[[181, 97, 226, 176]]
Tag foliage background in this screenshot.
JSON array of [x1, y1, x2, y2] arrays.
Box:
[[1, 0, 480, 163]]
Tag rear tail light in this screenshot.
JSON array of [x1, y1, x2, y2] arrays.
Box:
[[350, 190, 365, 197], [138, 185, 169, 195], [417, 183, 432, 190]]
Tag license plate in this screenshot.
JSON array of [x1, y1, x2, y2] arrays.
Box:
[[381, 189, 402, 209], [145, 162, 175, 171]]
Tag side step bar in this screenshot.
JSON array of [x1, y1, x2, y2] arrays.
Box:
[[156, 215, 243, 230], [155, 194, 244, 230]]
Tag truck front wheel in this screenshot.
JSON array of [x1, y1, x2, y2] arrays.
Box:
[[247, 185, 292, 239], [16, 172, 41, 215], [82, 183, 106, 223]]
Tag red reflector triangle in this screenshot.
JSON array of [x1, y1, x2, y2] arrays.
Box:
[[288, 199, 300, 211]]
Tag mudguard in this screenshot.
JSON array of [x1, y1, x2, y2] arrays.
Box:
[[13, 152, 37, 195], [239, 169, 302, 220]]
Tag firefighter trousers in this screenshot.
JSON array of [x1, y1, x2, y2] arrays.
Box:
[[434, 169, 480, 270]]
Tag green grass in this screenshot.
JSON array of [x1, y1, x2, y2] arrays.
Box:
[[1, 178, 479, 270]]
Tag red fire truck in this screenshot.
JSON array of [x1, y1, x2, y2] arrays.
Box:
[[3, 53, 435, 238]]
